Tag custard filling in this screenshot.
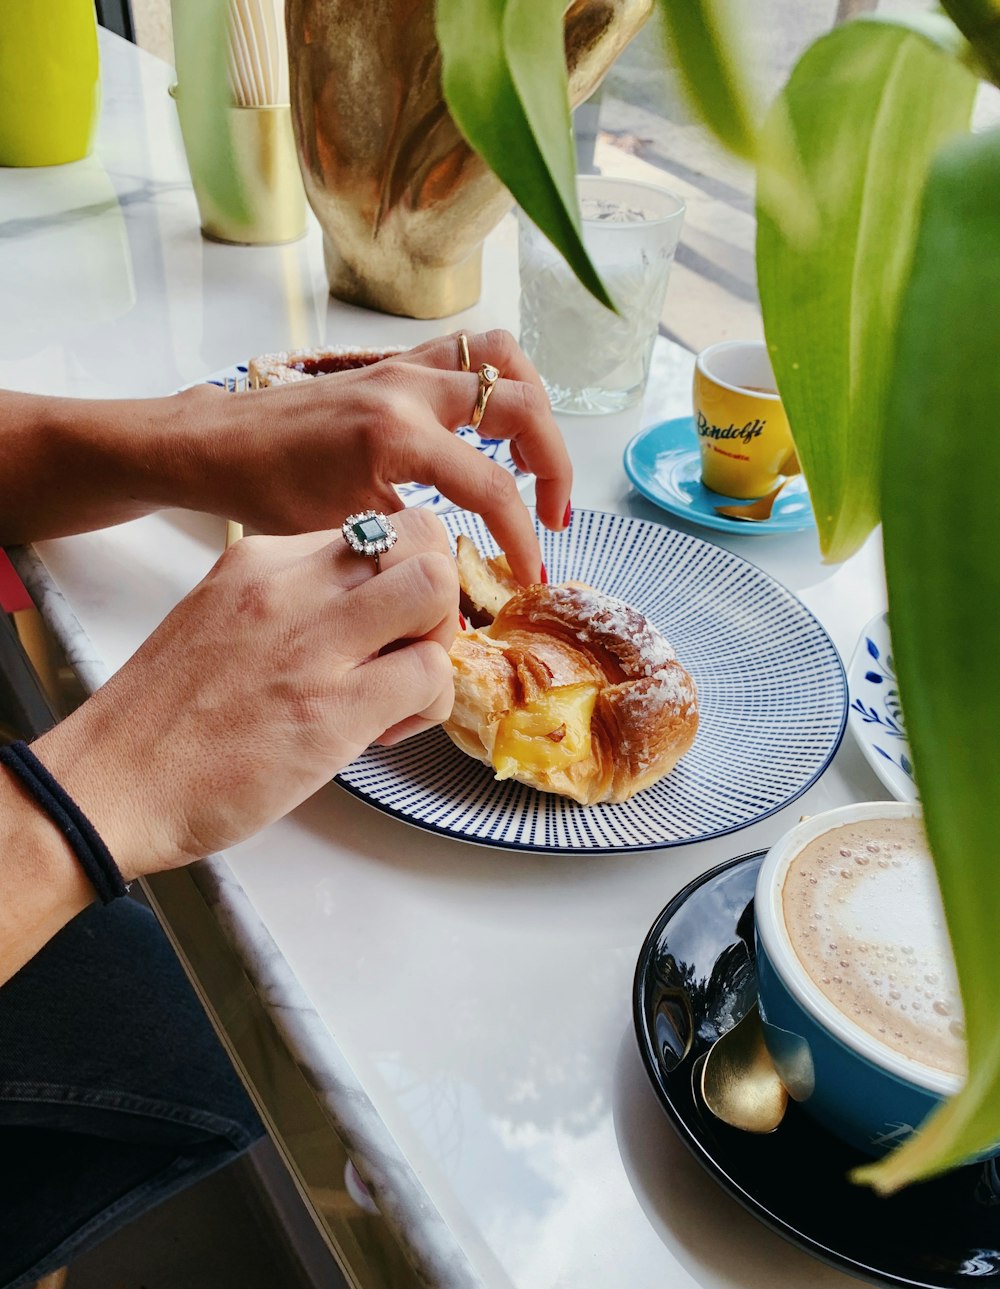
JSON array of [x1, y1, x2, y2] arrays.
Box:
[[492, 683, 598, 779]]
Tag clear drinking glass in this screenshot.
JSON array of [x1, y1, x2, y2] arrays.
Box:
[[518, 176, 685, 414]]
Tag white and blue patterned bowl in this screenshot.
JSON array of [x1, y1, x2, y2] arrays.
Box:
[[336, 509, 848, 853], [848, 613, 917, 802]]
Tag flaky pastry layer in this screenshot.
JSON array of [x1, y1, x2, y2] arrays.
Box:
[[445, 581, 698, 804], [248, 346, 401, 388]]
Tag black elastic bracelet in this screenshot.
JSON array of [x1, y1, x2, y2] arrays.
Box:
[[0, 740, 129, 903]]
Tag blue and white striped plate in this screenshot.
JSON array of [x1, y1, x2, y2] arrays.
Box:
[[199, 361, 524, 514], [336, 510, 848, 853]]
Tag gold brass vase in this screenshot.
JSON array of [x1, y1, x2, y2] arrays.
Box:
[[187, 101, 307, 246], [285, 0, 652, 319]]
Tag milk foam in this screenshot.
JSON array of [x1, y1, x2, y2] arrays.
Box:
[[781, 818, 965, 1076]]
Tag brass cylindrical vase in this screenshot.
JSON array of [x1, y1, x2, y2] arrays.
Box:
[[195, 104, 307, 246], [286, 0, 652, 319]]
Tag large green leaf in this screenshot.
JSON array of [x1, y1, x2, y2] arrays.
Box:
[[656, 0, 757, 159], [853, 128, 1000, 1193], [436, 0, 614, 311], [756, 21, 975, 563], [940, 0, 1000, 86]]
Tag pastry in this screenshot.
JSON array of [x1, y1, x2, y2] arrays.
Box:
[[445, 538, 698, 804], [249, 345, 401, 388]]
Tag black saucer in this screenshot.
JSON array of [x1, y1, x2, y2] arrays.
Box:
[[632, 852, 1000, 1288]]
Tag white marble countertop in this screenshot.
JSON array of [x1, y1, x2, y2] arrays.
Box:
[[2, 30, 891, 1289]]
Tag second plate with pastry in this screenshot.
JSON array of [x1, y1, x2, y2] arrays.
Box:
[[335, 510, 848, 853]]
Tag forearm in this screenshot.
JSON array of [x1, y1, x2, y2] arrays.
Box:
[[0, 756, 94, 985], [0, 387, 223, 546]]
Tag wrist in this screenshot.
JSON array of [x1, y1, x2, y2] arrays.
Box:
[[37, 390, 197, 527], [0, 752, 94, 982], [45, 386, 240, 517], [148, 384, 245, 519], [1, 740, 130, 902], [30, 708, 158, 885], [0, 385, 247, 546], [43, 391, 152, 499]]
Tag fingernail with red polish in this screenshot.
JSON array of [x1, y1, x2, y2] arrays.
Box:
[[458, 612, 467, 630], [539, 563, 548, 585], [563, 501, 572, 530]]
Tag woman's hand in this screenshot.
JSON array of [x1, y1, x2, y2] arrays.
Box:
[[33, 508, 457, 879], [177, 329, 571, 586], [0, 331, 570, 585]]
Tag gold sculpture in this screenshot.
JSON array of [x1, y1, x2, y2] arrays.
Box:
[[285, 0, 652, 318]]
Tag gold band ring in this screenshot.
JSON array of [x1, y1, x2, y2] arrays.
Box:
[[341, 509, 398, 575], [457, 331, 471, 373], [469, 362, 500, 430]]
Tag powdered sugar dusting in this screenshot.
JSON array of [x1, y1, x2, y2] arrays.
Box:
[[527, 585, 695, 719], [535, 586, 675, 662], [648, 666, 696, 708]]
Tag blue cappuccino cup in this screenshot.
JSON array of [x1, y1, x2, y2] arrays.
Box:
[[753, 801, 980, 1159]]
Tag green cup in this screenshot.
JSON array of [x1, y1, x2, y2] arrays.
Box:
[[0, 1, 100, 167]]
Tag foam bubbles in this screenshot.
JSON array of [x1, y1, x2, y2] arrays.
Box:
[[781, 817, 965, 1077]]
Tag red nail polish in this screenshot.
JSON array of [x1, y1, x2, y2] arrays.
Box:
[[563, 501, 572, 529], [458, 612, 467, 630], [539, 563, 548, 585]]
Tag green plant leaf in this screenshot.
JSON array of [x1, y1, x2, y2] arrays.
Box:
[[657, 0, 757, 159], [866, 7, 971, 56], [940, 0, 1000, 86], [756, 21, 976, 563], [436, 0, 614, 311], [853, 128, 1000, 1194], [171, 0, 248, 225]]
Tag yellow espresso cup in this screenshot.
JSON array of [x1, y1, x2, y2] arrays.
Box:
[[693, 341, 797, 499]]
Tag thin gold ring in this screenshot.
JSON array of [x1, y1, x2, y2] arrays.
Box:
[[469, 362, 500, 430], [457, 331, 471, 373]]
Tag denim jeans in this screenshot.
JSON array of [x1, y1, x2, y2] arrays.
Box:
[[0, 897, 264, 1288]]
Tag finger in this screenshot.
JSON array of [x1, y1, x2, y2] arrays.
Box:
[[403, 329, 572, 521], [375, 711, 449, 747], [400, 370, 571, 533], [390, 419, 543, 585], [400, 330, 553, 431], [335, 482, 403, 528], [222, 514, 404, 583], [224, 529, 339, 565], [403, 328, 544, 394], [375, 364, 570, 536], [328, 506, 453, 593], [338, 640, 454, 751], [319, 548, 459, 661], [224, 509, 451, 595]]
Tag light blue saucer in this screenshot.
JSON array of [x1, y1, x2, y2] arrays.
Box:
[[624, 415, 815, 536]]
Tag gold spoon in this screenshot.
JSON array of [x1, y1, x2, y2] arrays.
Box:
[[696, 1001, 788, 1133], [713, 477, 793, 523]]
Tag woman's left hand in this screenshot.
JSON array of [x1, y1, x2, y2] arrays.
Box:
[[175, 329, 571, 586]]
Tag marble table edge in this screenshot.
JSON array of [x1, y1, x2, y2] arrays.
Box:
[[7, 543, 482, 1289]]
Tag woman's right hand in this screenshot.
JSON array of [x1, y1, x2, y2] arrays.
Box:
[[33, 508, 457, 880]]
